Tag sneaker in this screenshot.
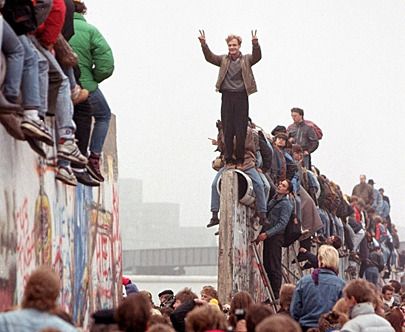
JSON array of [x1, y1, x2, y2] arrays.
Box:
[[57, 139, 88, 166], [21, 118, 54, 146], [73, 168, 100, 187], [86, 153, 104, 182], [56, 166, 77, 186], [26, 137, 47, 158], [71, 86, 89, 105]]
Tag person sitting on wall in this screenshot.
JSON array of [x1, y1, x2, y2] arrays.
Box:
[[208, 122, 269, 229]]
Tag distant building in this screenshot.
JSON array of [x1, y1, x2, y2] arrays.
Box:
[[119, 178, 217, 275]]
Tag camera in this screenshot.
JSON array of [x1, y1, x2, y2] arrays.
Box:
[[235, 308, 245, 321]]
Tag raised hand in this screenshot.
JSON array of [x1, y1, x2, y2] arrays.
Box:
[[251, 29, 258, 44], [198, 29, 206, 45]]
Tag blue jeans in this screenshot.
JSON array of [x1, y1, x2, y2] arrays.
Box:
[[364, 266, 379, 285], [318, 208, 330, 237], [35, 43, 76, 137], [75, 88, 111, 154], [29, 36, 49, 117], [2, 20, 24, 102], [18, 35, 41, 110], [210, 167, 267, 213], [210, 168, 224, 212]]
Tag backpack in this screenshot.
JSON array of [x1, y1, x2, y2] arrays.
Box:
[[2, 0, 38, 35], [304, 119, 323, 140]]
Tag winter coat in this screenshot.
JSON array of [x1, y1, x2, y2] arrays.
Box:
[[36, 0, 66, 47], [300, 185, 323, 236], [340, 302, 394, 332], [287, 121, 319, 154], [69, 13, 114, 92], [170, 300, 196, 332], [265, 195, 293, 238], [0, 309, 76, 332], [352, 183, 374, 206], [290, 269, 345, 328], [201, 43, 261, 95]]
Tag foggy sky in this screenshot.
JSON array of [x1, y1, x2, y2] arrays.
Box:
[[84, 1, 405, 236]]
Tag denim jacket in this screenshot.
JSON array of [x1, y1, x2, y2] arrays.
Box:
[[0, 309, 77, 332], [265, 195, 293, 238], [290, 269, 345, 327]]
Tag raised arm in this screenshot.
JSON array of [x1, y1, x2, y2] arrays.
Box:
[[250, 29, 261, 65], [198, 29, 223, 66]]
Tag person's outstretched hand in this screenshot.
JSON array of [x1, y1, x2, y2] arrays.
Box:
[[251, 29, 258, 45], [198, 29, 206, 45]]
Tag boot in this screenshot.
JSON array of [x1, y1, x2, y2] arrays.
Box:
[[207, 211, 220, 228], [0, 92, 21, 113], [86, 152, 104, 182]]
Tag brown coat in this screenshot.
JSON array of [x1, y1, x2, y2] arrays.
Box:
[[201, 43, 261, 95], [217, 126, 258, 171]]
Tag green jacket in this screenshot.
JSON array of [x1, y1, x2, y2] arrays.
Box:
[[69, 13, 114, 92]]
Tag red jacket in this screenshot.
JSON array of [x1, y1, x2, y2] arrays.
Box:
[[36, 0, 66, 47]]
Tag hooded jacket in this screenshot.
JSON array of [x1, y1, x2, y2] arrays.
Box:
[[69, 13, 114, 92], [341, 302, 394, 332]]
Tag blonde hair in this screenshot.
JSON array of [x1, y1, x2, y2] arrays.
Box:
[[225, 34, 242, 45], [279, 284, 296, 311], [317, 245, 339, 272]]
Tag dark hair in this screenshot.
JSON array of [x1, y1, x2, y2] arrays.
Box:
[[74, 2, 87, 14], [382, 285, 394, 294], [291, 107, 304, 117], [246, 304, 274, 332], [115, 293, 151, 332], [385, 307, 404, 332], [330, 236, 342, 250], [389, 280, 401, 294], [344, 280, 375, 303], [228, 291, 253, 328], [256, 315, 301, 332], [174, 288, 198, 304], [285, 179, 293, 193]]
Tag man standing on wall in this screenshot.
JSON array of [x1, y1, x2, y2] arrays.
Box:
[[199, 30, 261, 168], [287, 108, 319, 169]]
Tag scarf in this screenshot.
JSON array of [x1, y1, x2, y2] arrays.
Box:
[[311, 267, 337, 285]]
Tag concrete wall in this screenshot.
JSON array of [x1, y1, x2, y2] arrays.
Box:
[[0, 115, 121, 327]]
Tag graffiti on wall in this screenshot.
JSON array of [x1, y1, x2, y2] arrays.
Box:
[[0, 121, 121, 327]]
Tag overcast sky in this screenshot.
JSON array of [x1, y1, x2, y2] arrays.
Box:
[[85, 1, 405, 237]]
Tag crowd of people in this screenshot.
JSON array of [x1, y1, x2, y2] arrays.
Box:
[[2, 264, 405, 331], [201, 32, 401, 299], [208, 105, 402, 295], [0, 0, 113, 187]]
